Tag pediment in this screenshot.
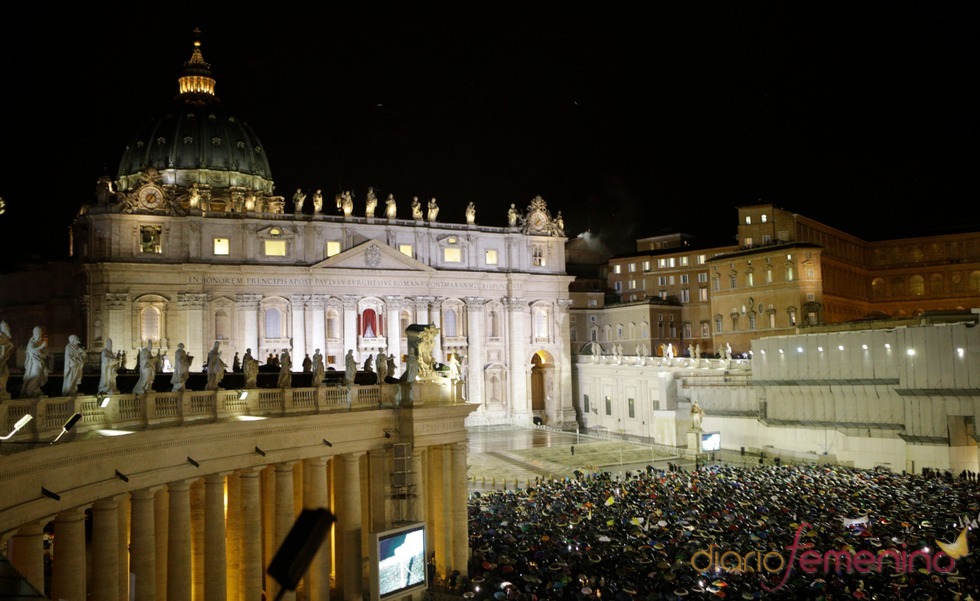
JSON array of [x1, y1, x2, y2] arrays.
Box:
[[312, 240, 435, 271]]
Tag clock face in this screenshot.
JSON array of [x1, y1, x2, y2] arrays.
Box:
[[138, 185, 164, 209], [529, 210, 547, 231]]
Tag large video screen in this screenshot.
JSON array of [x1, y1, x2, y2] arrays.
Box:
[[701, 431, 721, 452], [374, 523, 426, 599]]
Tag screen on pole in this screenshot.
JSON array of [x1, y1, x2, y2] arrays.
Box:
[[371, 522, 427, 600]]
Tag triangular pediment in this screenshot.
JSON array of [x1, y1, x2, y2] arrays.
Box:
[[312, 240, 435, 271]]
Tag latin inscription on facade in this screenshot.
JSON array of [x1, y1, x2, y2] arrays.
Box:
[[187, 275, 515, 290]]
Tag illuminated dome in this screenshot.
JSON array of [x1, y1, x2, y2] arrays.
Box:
[[114, 34, 275, 209]]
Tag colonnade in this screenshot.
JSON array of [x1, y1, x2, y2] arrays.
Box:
[[3, 442, 470, 601]]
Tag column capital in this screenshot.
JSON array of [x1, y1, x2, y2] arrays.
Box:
[[105, 293, 129, 309], [236, 292, 263, 309], [557, 298, 574, 311], [342, 295, 360, 309], [177, 292, 209, 310], [503, 296, 527, 310], [464, 296, 486, 310]]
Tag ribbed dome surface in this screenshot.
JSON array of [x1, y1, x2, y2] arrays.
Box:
[[114, 37, 274, 197]]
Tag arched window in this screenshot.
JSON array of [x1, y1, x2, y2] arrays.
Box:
[[872, 278, 885, 298], [714, 315, 723, 333], [326, 310, 340, 339], [785, 265, 794, 282], [488, 309, 500, 338], [141, 307, 161, 343], [444, 308, 457, 337], [533, 308, 549, 340], [265, 308, 281, 339], [214, 310, 230, 340], [400, 310, 411, 337], [909, 275, 925, 296], [361, 308, 379, 337]]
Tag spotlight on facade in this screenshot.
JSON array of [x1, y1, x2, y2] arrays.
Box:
[[51, 413, 83, 444], [41, 487, 61, 501], [100, 395, 111, 409], [323, 439, 332, 447], [239, 390, 248, 400], [115, 470, 130, 482], [187, 456, 200, 468], [255, 446, 266, 456], [0, 414, 33, 440]]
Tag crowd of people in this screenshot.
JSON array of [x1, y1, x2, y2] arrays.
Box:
[[465, 463, 979, 600]]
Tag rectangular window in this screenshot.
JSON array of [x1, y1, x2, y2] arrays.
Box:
[[744, 237, 753, 248], [805, 265, 814, 279], [605, 396, 612, 416], [614, 265, 622, 274], [584, 394, 590, 413], [264, 239, 287, 256], [628, 280, 637, 290], [399, 244, 413, 257], [614, 281, 622, 292], [485, 249, 498, 265], [679, 256, 689, 266], [762, 234, 771, 245], [628, 263, 636, 272], [140, 225, 162, 254], [807, 292, 816, 301], [658, 258, 667, 268], [747, 272, 754, 286], [669, 275, 675, 285], [628, 398, 635, 418], [697, 254, 707, 265], [681, 274, 689, 285], [697, 272, 708, 283], [326, 241, 341, 257], [642, 261, 650, 271], [667, 257, 676, 268], [683, 323, 692, 339], [680, 289, 690, 303], [699, 287, 708, 301], [443, 247, 462, 263], [532, 245, 546, 267], [213, 237, 230, 255], [658, 276, 668, 286]]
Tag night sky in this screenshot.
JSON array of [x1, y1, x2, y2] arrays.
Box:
[[1, 5, 977, 265]]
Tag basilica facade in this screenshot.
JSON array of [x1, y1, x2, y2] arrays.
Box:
[[64, 37, 576, 429]]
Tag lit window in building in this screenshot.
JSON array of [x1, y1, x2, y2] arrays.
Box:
[[605, 396, 612, 415], [679, 256, 689, 266], [443, 247, 462, 263], [215, 310, 230, 340], [264, 240, 287, 256], [213, 237, 230, 255], [444, 309, 457, 337], [140, 225, 162, 254], [265, 308, 282, 338], [628, 398, 635, 418], [533, 308, 549, 339], [680, 289, 690, 303], [614, 264, 622, 274], [141, 306, 160, 342], [745, 215, 752, 225], [485, 249, 498, 265], [399, 244, 413, 257], [699, 287, 708, 301], [761, 213, 767, 223], [532, 245, 546, 266], [326, 241, 341, 257]]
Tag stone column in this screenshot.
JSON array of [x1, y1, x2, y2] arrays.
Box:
[[118, 493, 130, 601], [167, 479, 193, 601], [310, 295, 328, 360], [450, 442, 470, 574], [131, 487, 161, 601], [177, 293, 208, 365], [236, 293, 262, 358], [505, 297, 530, 422], [339, 452, 364, 601], [292, 294, 311, 359], [226, 472, 242, 601], [429, 297, 444, 363], [155, 486, 169, 600], [385, 295, 404, 367], [465, 297, 487, 408], [428, 445, 451, 579], [273, 462, 298, 601], [205, 473, 229, 601], [239, 469, 264, 601], [342, 295, 359, 362], [191, 479, 205, 601], [414, 296, 433, 326], [91, 497, 121, 601], [51, 508, 87, 601], [413, 447, 429, 555], [556, 299, 577, 426], [9, 521, 44, 594], [304, 456, 332, 601]]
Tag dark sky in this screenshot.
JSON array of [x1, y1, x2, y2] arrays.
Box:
[[1, 4, 977, 264]]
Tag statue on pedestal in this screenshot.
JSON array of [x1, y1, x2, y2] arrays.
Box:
[[385, 194, 397, 220], [344, 349, 357, 386], [205, 341, 227, 391], [365, 187, 378, 218], [691, 400, 705, 432], [427, 198, 440, 222], [465, 202, 476, 225], [20, 326, 49, 398], [100, 338, 122, 395], [312, 349, 325, 386], [376, 350, 389, 383], [170, 342, 192, 392], [277, 349, 293, 389], [312, 189, 323, 215], [411, 197, 423, 221], [243, 348, 259, 389], [0, 321, 13, 399], [62, 334, 86, 396], [133, 340, 160, 395]]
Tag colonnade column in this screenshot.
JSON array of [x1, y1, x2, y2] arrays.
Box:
[[8, 521, 44, 594], [51, 508, 87, 601], [205, 473, 229, 601], [450, 442, 470, 575], [304, 456, 332, 601], [273, 462, 297, 601], [239, 469, 264, 601], [385, 295, 403, 368], [236, 293, 262, 358], [427, 445, 451, 579], [556, 299, 576, 426], [504, 297, 530, 422], [342, 295, 359, 362], [131, 487, 161, 601], [464, 297, 486, 408], [167, 479, 193, 601], [91, 496, 121, 601], [339, 452, 364, 601]]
